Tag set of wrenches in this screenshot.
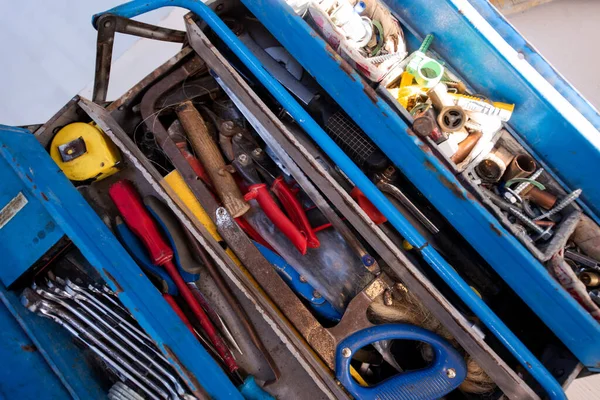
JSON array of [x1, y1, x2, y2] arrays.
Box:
[[21, 275, 194, 400]]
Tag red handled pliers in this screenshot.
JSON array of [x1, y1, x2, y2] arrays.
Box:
[[231, 134, 320, 255]]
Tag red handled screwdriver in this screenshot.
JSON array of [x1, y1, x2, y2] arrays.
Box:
[[108, 180, 239, 375]]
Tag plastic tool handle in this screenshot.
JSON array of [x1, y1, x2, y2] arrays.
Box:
[[109, 180, 174, 265], [175, 142, 214, 190], [271, 177, 320, 249], [336, 324, 466, 400], [115, 218, 178, 296], [163, 259, 239, 374], [110, 180, 238, 373], [244, 183, 308, 255], [253, 241, 342, 322]]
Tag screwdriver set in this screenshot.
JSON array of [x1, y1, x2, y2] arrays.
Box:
[[0, 0, 599, 399]]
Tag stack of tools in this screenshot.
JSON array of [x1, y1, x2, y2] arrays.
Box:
[[386, 34, 513, 170], [129, 62, 475, 398], [22, 275, 194, 400], [108, 180, 278, 397]]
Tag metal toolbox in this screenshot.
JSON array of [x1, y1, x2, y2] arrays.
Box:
[[0, 0, 598, 399], [230, 0, 600, 378]]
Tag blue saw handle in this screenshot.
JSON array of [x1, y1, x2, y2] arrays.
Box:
[[115, 220, 178, 296], [253, 241, 342, 321], [336, 324, 466, 400]]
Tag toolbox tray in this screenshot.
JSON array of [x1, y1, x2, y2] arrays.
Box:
[[238, 0, 600, 374]]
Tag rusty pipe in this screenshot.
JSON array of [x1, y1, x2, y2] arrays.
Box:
[[524, 187, 557, 210], [475, 146, 514, 183]]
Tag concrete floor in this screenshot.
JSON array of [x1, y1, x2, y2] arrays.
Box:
[[509, 0, 600, 110], [509, 3, 600, 397]]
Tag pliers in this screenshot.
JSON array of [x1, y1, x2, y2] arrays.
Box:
[[230, 133, 320, 255]]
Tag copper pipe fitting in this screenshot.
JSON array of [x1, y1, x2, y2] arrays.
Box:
[[525, 187, 557, 210], [503, 154, 536, 181], [475, 146, 514, 183], [451, 131, 482, 164], [580, 271, 600, 288]]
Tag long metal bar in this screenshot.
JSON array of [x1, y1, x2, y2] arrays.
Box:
[[92, 2, 565, 398], [93, 14, 186, 103], [189, 17, 537, 398]]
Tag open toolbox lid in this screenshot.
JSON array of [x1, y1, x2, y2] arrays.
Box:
[[0, 126, 241, 398]]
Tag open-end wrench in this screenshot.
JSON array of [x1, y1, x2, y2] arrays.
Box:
[[22, 290, 164, 400], [47, 280, 182, 390], [59, 278, 173, 368], [34, 287, 182, 399]]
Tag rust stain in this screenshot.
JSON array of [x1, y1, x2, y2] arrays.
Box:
[[164, 345, 206, 399], [21, 344, 37, 352], [363, 82, 378, 104], [423, 160, 466, 200], [418, 142, 432, 153], [41, 193, 48, 201], [490, 223, 503, 237], [467, 192, 476, 201], [340, 60, 355, 79], [439, 175, 466, 200], [424, 159, 436, 172], [102, 269, 124, 294]]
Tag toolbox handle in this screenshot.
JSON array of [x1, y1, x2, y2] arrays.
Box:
[[335, 324, 466, 400]]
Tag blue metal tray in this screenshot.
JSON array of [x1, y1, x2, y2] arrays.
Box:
[[236, 0, 600, 374], [0, 126, 240, 399]]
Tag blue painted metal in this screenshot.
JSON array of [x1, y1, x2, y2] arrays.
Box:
[[238, 376, 275, 400], [115, 221, 179, 296], [335, 324, 466, 400], [0, 125, 241, 399], [254, 241, 342, 322], [0, 299, 72, 399], [0, 285, 105, 399], [237, 0, 599, 381], [388, 0, 600, 222], [0, 155, 64, 287], [93, 2, 567, 398]]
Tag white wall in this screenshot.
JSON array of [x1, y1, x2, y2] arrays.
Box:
[[509, 0, 600, 110], [0, 1, 182, 126]]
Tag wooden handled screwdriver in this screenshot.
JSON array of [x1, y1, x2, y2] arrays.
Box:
[[108, 179, 240, 377], [175, 101, 250, 218]]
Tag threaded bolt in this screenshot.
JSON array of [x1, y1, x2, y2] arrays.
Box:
[[534, 189, 582, 221], [513, 168, 544, 195], [419, 34, 434, 53], [507, 206, 553, 241]]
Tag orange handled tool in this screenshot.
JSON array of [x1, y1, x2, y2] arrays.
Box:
[[108, 180, 239, 375]]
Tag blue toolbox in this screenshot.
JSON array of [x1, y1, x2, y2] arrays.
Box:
[[1, 0, 599, 399]]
